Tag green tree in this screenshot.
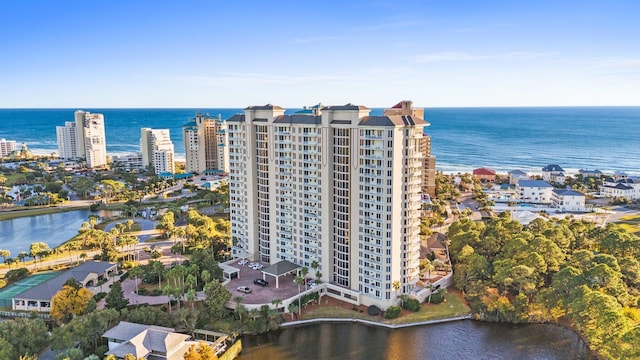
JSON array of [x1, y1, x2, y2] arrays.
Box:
[[105, 281, 129, 310], [0, 318, 49, 358], [203, 279, 231, 320]]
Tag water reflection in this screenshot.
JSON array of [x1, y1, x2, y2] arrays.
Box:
[[0, 209, 115, 255], [240, 321, 594, 360]]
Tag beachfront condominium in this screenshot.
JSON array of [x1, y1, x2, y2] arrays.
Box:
[[383, 101, 436, 198], [56, 122, 79, 159], [228, 101, 427, 308], [0, 138, 18, 157], [56, 110, 107, 168], [141, 128, 175, 174], [182, 114, 229, 174]]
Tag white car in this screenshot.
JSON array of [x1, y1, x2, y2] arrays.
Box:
[[238, 259, 249, 266], [251, 264, 264, 270]]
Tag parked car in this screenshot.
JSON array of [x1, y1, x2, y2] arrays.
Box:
[[250, 263, 264, 270], [254, 278, 268, 287], [237, 259, 249, 266], [237, 286, 252, 294]]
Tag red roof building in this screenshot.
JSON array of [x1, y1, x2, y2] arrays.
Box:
[[473, 167, 497, 182]]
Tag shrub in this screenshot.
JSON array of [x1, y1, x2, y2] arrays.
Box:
[[385, 306, 401, 319], [402, 298, 421, 312], [5, 268, 30, 283], [429, 290, 445, 304], [367, 305, 381, 316], [94, 292, 108, 302]]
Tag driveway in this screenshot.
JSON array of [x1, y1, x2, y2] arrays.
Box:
[[225, 261, 306, 305]]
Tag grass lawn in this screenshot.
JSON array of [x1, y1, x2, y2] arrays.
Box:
[[388, 292, 471, 325], [617, 214, 640, 236], [298, 290, 471, 325]]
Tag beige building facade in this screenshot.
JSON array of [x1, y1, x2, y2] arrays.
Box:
[[141, 128, 175, 174], [228, 102, 427, 308], [182, 114, 229, 174]]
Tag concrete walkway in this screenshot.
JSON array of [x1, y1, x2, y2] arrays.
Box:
[[280, 314, 473, 329]]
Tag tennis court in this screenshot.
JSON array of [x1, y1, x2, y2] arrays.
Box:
[[0, 271, 61, 307]]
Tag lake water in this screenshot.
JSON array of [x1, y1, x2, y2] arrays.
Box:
[[0, 209, 113, 256], [239, 321, 594, 360]]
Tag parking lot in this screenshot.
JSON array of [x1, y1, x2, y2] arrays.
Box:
[[226, 260, 305, 304]]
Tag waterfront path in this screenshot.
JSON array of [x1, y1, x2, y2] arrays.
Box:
[[280, 315, 473, 329]]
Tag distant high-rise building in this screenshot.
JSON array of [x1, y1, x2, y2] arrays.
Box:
[[228, 102, 426, 308], [75, 111, 108, 168], [141, 128, 175, 174], [56, 122, 79, 159], [182, 114, 229, 174], [56, 111, 107, 168], [383, 101, 436, 197], [0, 138, 18, 157]]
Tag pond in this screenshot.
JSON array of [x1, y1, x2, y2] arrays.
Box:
[[0, 209, 115, 256]]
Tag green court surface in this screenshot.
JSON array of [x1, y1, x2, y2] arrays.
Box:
[[0, 271, 61, 307]]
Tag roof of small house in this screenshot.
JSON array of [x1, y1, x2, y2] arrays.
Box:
[[14, 261, 116, 301], [553, 188, 585, 197], [103, 321, 190, 359], [542, 164, 564, 172], [518, 180, 553, 188], [473, 167, 496, 176]]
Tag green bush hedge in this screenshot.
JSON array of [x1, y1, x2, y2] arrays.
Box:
[[429, 290, 445, 304], [5, 268, 30, 283], [402, 298, 421, 312], [385, 306, 401, 319]]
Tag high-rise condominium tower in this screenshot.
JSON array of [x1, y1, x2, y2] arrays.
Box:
[[141, 128, 175, 174], [182, 114, 229, 174], [227, 102, 428, 308], [0, 138, 18, 157], [383, 101, 436, 198], [56, 110, 107, 168]]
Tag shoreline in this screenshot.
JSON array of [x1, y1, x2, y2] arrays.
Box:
[[280, 314, 473, 329], [278, 314, 597, 358], [0, 204, 90, 221]]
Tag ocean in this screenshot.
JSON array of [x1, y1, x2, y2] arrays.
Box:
[[0, 107, 638, 175]]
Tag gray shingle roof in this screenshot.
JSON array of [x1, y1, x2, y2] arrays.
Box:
[[518, 180, 553, 188], [14, 261, 116, 301], [104, 321, 190, 358], [553, 188, 585, 197], [244, 104, 285, 111], [226, 114, 246, 122], [263, 260, 301, 276], [322, 103, 370, 111], [273, 115, 322, 125], [358, 115, 426, 127]]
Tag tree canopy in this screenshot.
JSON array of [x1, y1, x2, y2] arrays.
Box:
[[449, 214, 640, 359]]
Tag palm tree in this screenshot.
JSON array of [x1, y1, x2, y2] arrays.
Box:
[[294, 275, 303, 316], [233, 296, 244, 321], [392, 280, 401, 304], [288, 303, 298, 320], [271, 298, 282, 312], [301, 266, 309, 290]]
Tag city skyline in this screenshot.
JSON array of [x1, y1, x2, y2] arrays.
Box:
[[1, 1, 639, 108]]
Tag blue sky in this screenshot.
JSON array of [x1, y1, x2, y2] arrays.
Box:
[[1, 0, 639, 107]]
